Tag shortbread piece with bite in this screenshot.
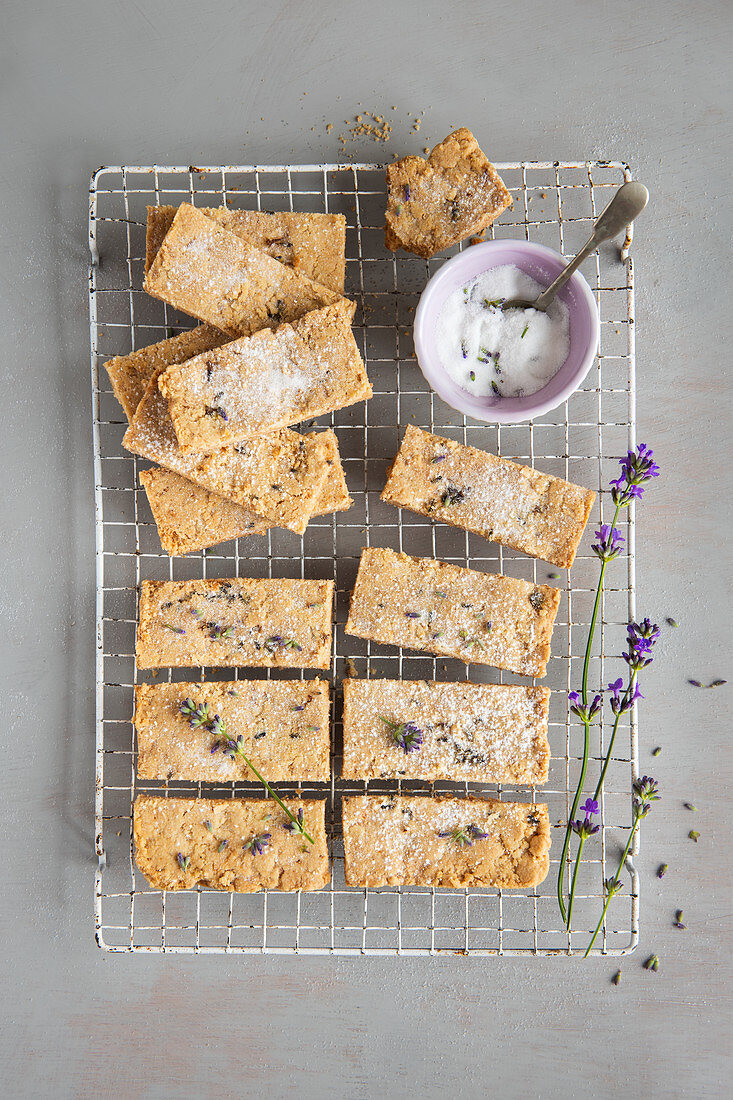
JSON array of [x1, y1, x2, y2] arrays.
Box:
[[143, 203, 341, 336], [136, 577, 333, 669], [342, 678, 550, 784], [124, 368, 333, 534], [139, 462, 352, 556], [134, 796, 329, 892], [135, 679, 330, 782], [342, 795, 550, 888], [382, 426, 595, 568], [146, 207, 346, 293], [385, 128, 511, 258], [345, 547, 560, 677], [159, 299, 371, 453]]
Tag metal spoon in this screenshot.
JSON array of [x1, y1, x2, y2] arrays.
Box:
[[500, 180, 649, 313]]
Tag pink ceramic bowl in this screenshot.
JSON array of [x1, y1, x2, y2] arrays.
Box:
[[413, 240, 600, 423]]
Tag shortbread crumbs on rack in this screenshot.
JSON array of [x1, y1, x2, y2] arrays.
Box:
[[135, 679, 330, 782], [345, 547, 560, 677], [342, 678, 550, 784], [134, 796, 330, 892], [382, 426, 595, 568], [342, 795, 550, 888], [143, 203, 342, 337], [136, 577, 333, 669]]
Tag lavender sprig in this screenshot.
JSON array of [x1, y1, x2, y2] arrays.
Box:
[[180, 695, 314, 844], [557, 444, 660, 929], [379, 715, 424, 754], [584, 777, 661, 956]]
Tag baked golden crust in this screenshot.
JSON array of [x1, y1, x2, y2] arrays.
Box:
[[134, 796, 330, 892], [384, 128, 512, 258], [158, 300, 370, 454], [382, 426, 595, 568], [136, 577, 333, 669], [344, 547, 560, 678], [135, 679, 330, 782], [342, 795, 550, 888], [342, 678, 550, 783], [143, 204, 341, 336], [146, 206, 346, 293]]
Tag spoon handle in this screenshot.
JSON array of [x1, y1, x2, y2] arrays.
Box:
[[533, 181, 649, 311]]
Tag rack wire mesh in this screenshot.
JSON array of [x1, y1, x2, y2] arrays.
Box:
[[89, 160, 638, 954]]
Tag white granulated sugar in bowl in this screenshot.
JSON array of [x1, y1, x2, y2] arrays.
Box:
[[435, 264, 571, 398]]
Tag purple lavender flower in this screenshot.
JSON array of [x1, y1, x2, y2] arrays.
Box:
[[283, 807, 304, 834], [439, 823, 489, 847], [591, 524, 625, 562], [176, 852, 190, 871], [568, 691, 602, 722], [607, 677, 644, 714], [404, 183, 411, 201], [610, 444, 660, 506], [633, 775, 660, 819], [379, 715, 424, 754], [243, 832, 271, 856], [180, 698, 212, 729], [623, 619, 660, 670], [570, 797, 600, 839]]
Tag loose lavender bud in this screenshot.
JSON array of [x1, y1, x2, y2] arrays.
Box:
[[651, 746, 662, 757], [657, 863, 668, 879], [673, 909, 686, 929], [683, 803, 698, 812], [163, 624, 186, 634], [643, 954, 660, 972], [688, 830, 700, 842], [217, 840, 228, 853], [176, 852, 190, 871], [611, 970, 621, 986]]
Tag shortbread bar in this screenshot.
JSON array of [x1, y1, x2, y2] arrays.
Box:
[[135, 679, 330, 782], [342, 678, 550, 784], [382, 426, 595, 568], [384, 128, 512, 258], [342, 795, 550, 888], [136, 577, 333, 669], [139, 457, 351, 555], [146, 206, 347, 293], [134, 796, 329, 892], [143, 203, 341, 336], [159, 299, 371, 453], [104, 324, 228, 422], [345, 548, 560, 677], [124, 369, 332, 534]]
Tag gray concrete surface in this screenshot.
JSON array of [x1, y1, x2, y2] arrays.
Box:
[[1, 0, 731, 1096]]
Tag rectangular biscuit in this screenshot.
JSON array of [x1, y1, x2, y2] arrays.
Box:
[[143, 203, 341, 337], [103, 325, 228, 422], [342, 678, 550, 784], [382, 426, 595, 568], [135, 679, 330, 782], [134, 795, 329, 892], [139, 455, 352, 555], [124, 368, 331, 534], [136, 577, 333, 669], [342, 795, 550, 888], [344, 547, 560, 677], [146, 206, 347, 293], [159, 300, 371, 453]]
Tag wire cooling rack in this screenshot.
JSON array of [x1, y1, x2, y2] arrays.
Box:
[[89, 160, 638, 954]]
